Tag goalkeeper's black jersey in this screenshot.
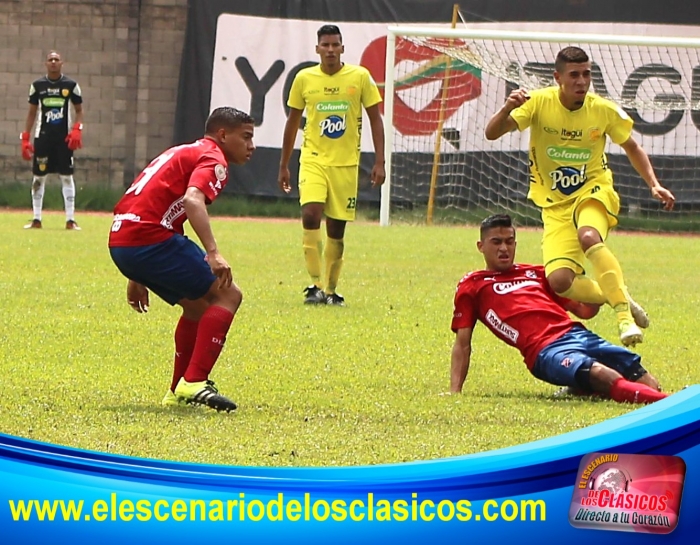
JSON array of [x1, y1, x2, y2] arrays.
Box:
[[28, 75, 82, 138]]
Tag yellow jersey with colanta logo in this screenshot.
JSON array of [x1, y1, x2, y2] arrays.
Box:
[[510, 86, 633, 208], [287, 63, 382, 167]]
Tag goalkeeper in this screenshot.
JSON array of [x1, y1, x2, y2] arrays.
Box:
[[485, 46, 675, 347], [21, 50, 84, 230]]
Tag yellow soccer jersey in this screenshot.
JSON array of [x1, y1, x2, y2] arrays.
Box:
[[288, 63, 382, 167], [510, 86, 633, 208]]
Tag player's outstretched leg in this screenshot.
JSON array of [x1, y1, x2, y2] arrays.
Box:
[[585, 243, 643, 346]]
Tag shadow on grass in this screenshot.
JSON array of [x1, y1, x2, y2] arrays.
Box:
[[100, 404, 237, 417], [473, 390, 609, 403]]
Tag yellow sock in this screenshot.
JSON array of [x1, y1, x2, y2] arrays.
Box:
[[559, 275, 607, 304], [303, 229, 323, 287], [324, 237, 344, 294], [585, 242, 631, 320]]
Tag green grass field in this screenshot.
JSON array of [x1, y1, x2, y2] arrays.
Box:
[[0, 209, 698, 467]]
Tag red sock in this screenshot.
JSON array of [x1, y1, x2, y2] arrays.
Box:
[[184, 305, 235, 383], [170, 316, 199, 392], [610, 378, 668, 404]]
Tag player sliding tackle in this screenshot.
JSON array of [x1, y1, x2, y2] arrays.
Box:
[[449, 214, 667, 404], [485, 46, 675, 347]]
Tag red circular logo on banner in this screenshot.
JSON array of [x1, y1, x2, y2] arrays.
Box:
[[361, 36, 482, 136]]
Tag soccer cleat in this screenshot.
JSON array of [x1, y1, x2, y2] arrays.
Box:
[[325, 293, 346, 306], [24, 219, 42, 229], [303, 285, 326, 305], [626, 292, 649, 329], [161, 390, 189, 407], [619, 320, 643, 347], [65, 220, 81, 230], [174, 378, 237, 412]]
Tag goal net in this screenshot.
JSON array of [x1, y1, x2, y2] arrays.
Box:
[[380, 26, 700, 230]]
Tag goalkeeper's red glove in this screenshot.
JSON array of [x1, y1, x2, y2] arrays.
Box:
[[65, 123, 83, 150], [20, 132, 34, 161]]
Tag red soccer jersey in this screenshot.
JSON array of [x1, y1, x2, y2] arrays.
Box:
[[109, 138, 229, 247], [451, 264, 581, 369]]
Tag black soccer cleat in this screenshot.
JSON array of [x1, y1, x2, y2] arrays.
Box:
[[303, 285, 326, 305], [325, 293, 346, 307], [174, 379, 237, 412]]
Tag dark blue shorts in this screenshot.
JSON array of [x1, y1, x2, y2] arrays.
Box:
[[532, 326, 646, 390], [109, 234, 217, 305]]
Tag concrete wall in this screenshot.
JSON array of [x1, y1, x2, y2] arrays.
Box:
[[0, 0, 188, 189]]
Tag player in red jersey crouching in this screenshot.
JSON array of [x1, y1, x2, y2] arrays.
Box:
[[108, 107, 255, 412], [449, 214, 667, 404]]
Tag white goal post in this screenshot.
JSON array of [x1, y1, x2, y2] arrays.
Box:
[[380, 25, 700, 229]]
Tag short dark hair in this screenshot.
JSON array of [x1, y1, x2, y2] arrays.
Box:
[[479, 214, 514, 240], [555, 46, 589, 73], [204, 107, 254, 134], [317, 24, 342, 42]]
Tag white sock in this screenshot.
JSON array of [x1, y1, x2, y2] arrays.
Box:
[[31, 176, 46, 220], [60, 175, 75, 221]]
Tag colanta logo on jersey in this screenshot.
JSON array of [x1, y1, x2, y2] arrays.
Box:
[[42, 97, 65, 108], [546, 146, 592, 163], [550, 164, 588, 195], [317, 101, 349, 139], [45, 109, 65, 124]]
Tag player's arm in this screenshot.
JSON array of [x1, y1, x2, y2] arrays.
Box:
[[20, 103, 38, 160], [620, 136, 675, 211], [365, 103, 385, 187], [278, 107, 304, 194], [73, 102, 84, 126], [182, 186, 232, 288], [23, 103, 38, 134], [484, 88, 529, 140], [65, 102, 84, 150], [450, 327, 473, 393]]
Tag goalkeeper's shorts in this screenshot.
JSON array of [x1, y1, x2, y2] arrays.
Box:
[[541, 184, 620, 276], [298, 162, 359, 222]]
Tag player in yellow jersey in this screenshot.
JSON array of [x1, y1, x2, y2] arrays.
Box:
[[485, 46, 675, 347], [278, 24, 385, 306]]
